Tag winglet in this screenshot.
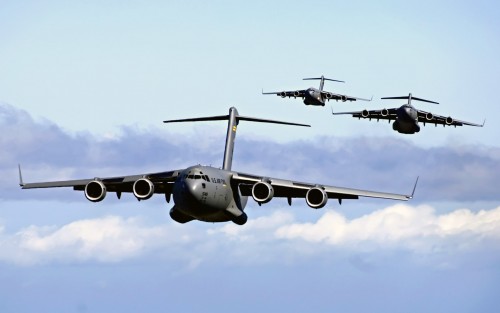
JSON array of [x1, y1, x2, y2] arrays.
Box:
[[18, 164, 24, 187], [482, 119, 486, 127], [408, 176, 419, 199]]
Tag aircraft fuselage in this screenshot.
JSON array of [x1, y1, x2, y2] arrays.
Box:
[[171, 165, 248, 223], [393, 105, 420, 134]]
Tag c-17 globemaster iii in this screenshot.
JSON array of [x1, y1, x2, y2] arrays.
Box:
[[19, 107, 417, 225], [262, 75, 371, 106], [332, 93, 484, 134]]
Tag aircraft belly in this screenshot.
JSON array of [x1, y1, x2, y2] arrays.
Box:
[[396, 120, 417, 134]]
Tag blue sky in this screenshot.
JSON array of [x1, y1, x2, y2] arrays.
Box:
[[1, 1, 500, 312]]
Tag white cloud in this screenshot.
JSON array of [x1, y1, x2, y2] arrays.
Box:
[[1, 205, 499, 267], [0, 216, 170, 265], [275, 204, 500, 254]]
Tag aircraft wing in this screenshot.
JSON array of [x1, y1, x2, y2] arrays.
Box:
[[232, 172, 417, 202], [262, 89, 306, 99], [321, 91, 371, 102], [332, 108, 398, 121], [19, 167, 181, 197], [416, 110, 485, 127]]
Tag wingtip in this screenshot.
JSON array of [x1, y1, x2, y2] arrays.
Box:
[[408, 176, 419, 199], [18, 164, 24, 187], [482, 119, 486, 127]]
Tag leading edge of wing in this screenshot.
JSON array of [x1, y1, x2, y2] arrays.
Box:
[[19, 167, 181, 189], [232, 172, 418, 201], [416, 110, 485, 127]]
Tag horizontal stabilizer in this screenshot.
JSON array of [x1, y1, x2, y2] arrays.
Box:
[[238, 116, 309, 127], [303, 77, 345, 83], [163, 115, 229, 123], [382, 94, 439, 104], [164, 108, 310, 127]]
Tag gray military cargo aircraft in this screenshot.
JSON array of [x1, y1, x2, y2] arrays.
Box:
[[262, 75, 371, 106], [20, 107, 416, 225], [332, 93, 484, 134]]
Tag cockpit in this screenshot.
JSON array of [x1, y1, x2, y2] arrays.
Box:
[[183, 170, 210, 182]]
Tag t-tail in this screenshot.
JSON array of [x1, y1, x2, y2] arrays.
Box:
[[382, 93, 439, 106], [163, 107, 310, 171], [303, 75, 345, 92]]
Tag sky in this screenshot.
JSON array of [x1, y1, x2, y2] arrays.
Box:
[[1, 1, 500, 312]]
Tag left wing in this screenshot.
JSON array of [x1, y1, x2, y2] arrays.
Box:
[[19, 166, 181, 200], [416, 109, 485, 127], [332, 108, 398, 121], [262, 89, 306, 99], [232, 171, 417, 205], [321, 91, 372, 102]]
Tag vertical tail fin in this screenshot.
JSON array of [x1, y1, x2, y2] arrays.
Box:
[[164, 108, 309, 171]]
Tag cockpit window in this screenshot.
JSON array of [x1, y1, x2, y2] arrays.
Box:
[[186, 174, 206, 180]]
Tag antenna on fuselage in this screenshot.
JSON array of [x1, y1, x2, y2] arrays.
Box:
[[303, 75, 345, 92], [381, 93, 439, 106], [163, 107, 310, 171]]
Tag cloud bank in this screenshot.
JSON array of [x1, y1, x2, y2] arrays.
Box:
[[1, 103, 499, 202], [1, 205, 499, 267]]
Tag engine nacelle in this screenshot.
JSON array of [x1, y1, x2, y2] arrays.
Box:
[[381, 108, 389, 117], [306, 187, 328, 209], [85, 180, 106, 202], [280, 91, 287, 98], [133, 178, 155, 200], [446, 116, 454, 125], [341, 95, 347, 102], [361, 109, 370, 118], [252, 181, 274, 204], [293, 91, 301, 97], [325, 92, 333, 99], [426, 112, 434, 121]]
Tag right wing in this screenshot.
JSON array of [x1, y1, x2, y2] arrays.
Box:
[[232, 172, 417, 203], [321, 91, 372, 102], [332, 108, 398, 121], [416, 109, 485, 127], [262, 89, 306, 99]]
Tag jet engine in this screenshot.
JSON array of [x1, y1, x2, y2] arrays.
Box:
[[446, 117, 454, 125], [293, 91, 301, 98], [381, 108, 389, 117], [306, 187, 328, 209], [426, 112, 433, 121], [361, 109, 370, 118], [85, 180, 106, 202], [133, 178, 155, 200], [252, 181, 274, 204], [325, 92, 333, 99], [341, 95, 347, 102], [280, 91, 287, 98]]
